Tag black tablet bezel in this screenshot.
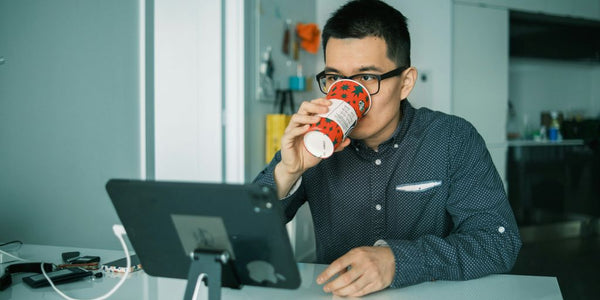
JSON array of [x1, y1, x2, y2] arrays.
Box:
[[105, 179, 301, 290]]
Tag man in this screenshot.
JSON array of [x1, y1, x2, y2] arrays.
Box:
[[254, 0, 521, 297]]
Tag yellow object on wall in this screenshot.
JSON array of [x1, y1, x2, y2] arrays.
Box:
[[265, 114, 291, 164]]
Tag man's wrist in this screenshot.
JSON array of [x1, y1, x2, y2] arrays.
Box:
[[274, 163, 303, 199], [373, 240, 395, 289], [283, 176, 302, 199]]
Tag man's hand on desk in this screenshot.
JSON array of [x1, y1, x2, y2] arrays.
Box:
[[316, 246, 395, 297]]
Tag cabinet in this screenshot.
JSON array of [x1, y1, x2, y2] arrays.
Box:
[[545, 0, 600, 20], [510, 11, 600, 63], [455, 0, 600, 21], [453, 3, 509, 184], [507, 144, 600, 225]]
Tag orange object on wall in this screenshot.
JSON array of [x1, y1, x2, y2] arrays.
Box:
[[296, 23, 320, 54]]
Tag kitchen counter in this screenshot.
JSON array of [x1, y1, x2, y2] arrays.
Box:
[[507, 139, 585, 147]]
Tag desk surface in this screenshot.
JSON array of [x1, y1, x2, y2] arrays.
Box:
[[1, 244, 563, 300]]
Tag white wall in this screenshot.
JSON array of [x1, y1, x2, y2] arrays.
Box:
[[154, 0, 223, 182], [224, 0, 246, 184], [509, 58, 600, 134], [453, 3, 510, 187], [154, 0, 245, 183]]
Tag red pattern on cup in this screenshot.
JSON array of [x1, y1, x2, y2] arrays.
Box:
[[303, 79, 371, 158]]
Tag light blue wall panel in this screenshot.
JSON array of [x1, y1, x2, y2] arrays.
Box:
[[0, 0, 142, 249]]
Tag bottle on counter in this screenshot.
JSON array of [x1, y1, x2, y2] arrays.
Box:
[[537, 125, 546, 141], [548, 111, 561, 142]]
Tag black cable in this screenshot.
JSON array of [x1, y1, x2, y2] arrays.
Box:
[[0, 240, 23, 248]]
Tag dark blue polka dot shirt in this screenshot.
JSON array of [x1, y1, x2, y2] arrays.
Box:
[[254, 100, 522, 288]]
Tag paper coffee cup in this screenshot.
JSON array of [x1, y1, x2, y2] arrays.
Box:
[[303, 79, 371, 158]]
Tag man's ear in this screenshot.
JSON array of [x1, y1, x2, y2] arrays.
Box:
[[400, 67, 417, 100]]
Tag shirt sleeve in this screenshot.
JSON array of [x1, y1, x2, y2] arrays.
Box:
[[385, 119, 522, 288], [252, 151, 307, 223]]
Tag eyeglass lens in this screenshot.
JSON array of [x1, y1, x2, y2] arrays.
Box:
[[318, 75, 380, 95]]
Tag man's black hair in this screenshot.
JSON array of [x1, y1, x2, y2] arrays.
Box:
[[322, 0, 411, 67]]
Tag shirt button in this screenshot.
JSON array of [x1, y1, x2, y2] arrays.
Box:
[[498, 226, 505, 233], [393, 144, 398, 148], [375, 204, 382, 210], [375, 159, 382, 165]]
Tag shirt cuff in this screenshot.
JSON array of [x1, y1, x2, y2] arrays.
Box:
[[282, 176, 302, 199], [374, 239, 390, 247]]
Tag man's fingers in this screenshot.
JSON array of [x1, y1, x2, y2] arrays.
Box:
[[316, 255, 354, 284], [287, 114, 321, 129], [346, 281, 379, 298], [297, 99, 330, 115], [323, 267, 362, 294], [330, 273, 373, 297], [318, 247, 395, 297], [282, 124, 309, 141]]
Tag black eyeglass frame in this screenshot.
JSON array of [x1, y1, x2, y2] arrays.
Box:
[[315, 66, 408, 95]]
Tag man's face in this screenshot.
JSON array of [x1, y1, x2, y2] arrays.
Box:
[[324, 37, 404, 146]]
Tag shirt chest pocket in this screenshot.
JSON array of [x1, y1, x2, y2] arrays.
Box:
[[395, 180, 442, 192], [389, 180, 444, 213]]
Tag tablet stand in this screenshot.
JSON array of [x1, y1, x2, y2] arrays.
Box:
[[184, 249, 236, 300]]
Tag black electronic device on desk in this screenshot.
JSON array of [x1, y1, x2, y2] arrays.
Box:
[[105, 179, 300, 300], [23, 268, 92, 288]]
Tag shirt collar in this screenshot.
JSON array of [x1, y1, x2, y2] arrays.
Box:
[[350, 99, 415, 154]]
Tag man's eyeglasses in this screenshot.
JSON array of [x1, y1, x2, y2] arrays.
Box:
[[315, 66, 407, 95]]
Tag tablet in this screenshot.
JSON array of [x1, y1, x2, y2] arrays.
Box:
[[105, 179, 300, 290]]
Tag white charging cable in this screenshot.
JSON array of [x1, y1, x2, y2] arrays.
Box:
[[0, 249, 28, 263], [41, 224, 131, 300]]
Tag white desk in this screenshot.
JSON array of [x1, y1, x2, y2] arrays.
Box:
[[1, 244, 563, 300]]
